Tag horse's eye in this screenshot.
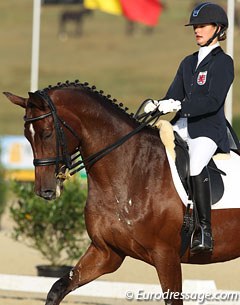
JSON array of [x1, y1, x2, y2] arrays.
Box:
[[42, 129, 52, 139]]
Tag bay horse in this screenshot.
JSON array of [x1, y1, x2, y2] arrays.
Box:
[[3, 81, 240, 305]]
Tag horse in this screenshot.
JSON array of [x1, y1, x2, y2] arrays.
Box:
[[58, 8, 92, 40], [3, 80, 240, 305]]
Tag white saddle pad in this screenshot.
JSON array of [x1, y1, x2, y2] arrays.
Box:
[[166, 150, 240, 210]]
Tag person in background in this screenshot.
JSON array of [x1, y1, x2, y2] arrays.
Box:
[[144, 2, 234, 254]]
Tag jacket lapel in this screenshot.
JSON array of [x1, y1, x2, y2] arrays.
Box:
[[191, 52, 198, 73], [196, 46, 223, 71]]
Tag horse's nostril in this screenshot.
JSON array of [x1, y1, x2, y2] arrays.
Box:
[[41, 190, 56, 201]]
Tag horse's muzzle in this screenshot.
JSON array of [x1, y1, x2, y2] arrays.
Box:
[[35, 178, 63, 200], [40, 189, 56, 201]]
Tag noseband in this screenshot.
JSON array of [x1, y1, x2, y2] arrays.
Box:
[[24, 90, 80, 178]]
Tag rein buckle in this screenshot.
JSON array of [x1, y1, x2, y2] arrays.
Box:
[[56, 169, 71, 180]]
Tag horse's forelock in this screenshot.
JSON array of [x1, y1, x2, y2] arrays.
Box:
[[27, 92, 47, 111]]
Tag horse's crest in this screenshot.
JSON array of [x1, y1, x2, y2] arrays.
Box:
[[43, 79, 139, 120]]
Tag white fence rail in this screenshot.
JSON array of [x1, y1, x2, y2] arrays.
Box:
[[1, 274, 240, 304]]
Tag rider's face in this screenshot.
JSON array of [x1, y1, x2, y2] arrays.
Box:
[[193, 24, 218, 46]]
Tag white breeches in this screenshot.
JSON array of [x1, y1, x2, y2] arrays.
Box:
[[173, 118, 217, 176]]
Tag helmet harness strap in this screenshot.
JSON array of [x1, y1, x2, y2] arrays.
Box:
[[201, 24, 226, 47]]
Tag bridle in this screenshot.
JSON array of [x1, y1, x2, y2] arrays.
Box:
[[24, 90, 81, 179], [24, 90, 162, 179]]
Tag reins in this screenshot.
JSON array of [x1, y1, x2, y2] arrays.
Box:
[[68, 109, 161, 175], [24, 90, 161, 178]]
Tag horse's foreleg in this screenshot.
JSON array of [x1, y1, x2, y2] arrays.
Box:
[[45, 242, 124, 305], [153, 248, 183, 305]]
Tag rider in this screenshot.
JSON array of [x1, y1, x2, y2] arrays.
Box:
[[144, 2, 234, 254]]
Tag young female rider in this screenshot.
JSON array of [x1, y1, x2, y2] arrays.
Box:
[[144, 2, 234, 254]]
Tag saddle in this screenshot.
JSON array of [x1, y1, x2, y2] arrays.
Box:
[[156, 119, 240, 256], [174, 132, 225, 205], [156, 120, 228, 204]]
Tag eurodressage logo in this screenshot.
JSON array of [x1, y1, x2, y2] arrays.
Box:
[[197, 71, 207, 85]]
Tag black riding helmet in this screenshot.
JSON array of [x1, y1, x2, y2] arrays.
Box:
[[185, 2, 228, 46]]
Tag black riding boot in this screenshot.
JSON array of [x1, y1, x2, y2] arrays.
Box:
[[190, 167, 213, 254]]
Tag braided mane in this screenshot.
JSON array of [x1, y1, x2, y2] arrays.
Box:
[[42, 79, 139, 123]]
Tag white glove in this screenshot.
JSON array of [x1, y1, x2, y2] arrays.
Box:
[[158, 99, 181, 114], [144, 99, 160, 113]]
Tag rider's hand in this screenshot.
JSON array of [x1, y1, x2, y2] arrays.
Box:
[[158, 99, 181, 114], [144, 99, 160, 113]]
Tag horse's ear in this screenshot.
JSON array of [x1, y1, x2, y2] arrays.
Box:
[[28, 92, 46, 110], [3, 92, 27, 109]]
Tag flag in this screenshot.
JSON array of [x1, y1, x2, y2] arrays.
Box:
[[120, 0, 163, 26], [84, 0, 122, 16]]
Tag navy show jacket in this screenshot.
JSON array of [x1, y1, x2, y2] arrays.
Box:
[[165, 46, 234, 153]]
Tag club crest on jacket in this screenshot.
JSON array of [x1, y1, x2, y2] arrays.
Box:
[[197, 71, 207, 85]]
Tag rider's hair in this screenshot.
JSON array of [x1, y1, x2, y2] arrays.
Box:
[[218, 28, 227, 41]]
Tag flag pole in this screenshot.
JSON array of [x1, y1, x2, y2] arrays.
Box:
[[30, 0, 41, 92]]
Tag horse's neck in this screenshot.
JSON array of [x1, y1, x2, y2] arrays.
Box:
[[61, 89, 165, 191], [65, 90, 138, 170]]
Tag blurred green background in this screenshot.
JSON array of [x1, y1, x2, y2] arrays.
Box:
[[0, 0, 239, 135]]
